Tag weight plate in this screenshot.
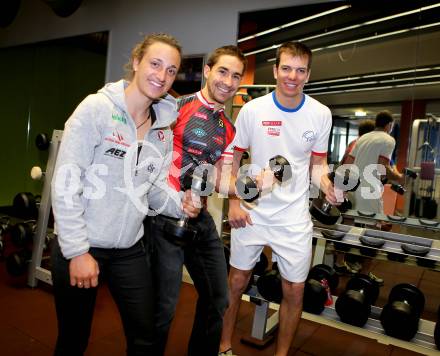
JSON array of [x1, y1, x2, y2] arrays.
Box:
[[303, 279, 328, 315], [308, 264, 339, 291], [335, 292, 371, 327], [387, 251, 407, 262], [163, 222, 197, 246], [388, 283, 425, 316], [387, 215, 407, 222], [310, 199, 340, 225], [418, 219, 439, 227], [359, 235, 385, 248], [35, 133, 50, 150], [256, 270, 282, 303], [401, 243, 430, 257], [358, 210, 376, 217], [346, 274, 379, 305], [380, 302, 419, 341], [321, 230, 345, 241]]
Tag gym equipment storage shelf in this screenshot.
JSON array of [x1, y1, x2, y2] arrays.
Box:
[[241, 292, 438, 355], [342, 210, 440, 232], [312, 222, 440, 272]]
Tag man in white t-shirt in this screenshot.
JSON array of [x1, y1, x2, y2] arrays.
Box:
[[219, 42, 338, 356], [345, 111, 403, 214]]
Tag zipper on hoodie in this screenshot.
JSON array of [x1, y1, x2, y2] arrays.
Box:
[[134, 107, 156, 176]]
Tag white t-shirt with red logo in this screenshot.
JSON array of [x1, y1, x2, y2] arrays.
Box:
[[233, 91, 332, 226]]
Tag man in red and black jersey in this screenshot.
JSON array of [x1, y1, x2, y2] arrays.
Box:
[[168, 87, 236, 191], [147, 46, 247, 356]]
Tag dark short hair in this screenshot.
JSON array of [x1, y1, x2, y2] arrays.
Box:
[[206, 45, 247, 75], [375, 111, 394, 128], [358, 119, 375, 136], [275, 41, 312, 69], [124, 33, 182, 80]]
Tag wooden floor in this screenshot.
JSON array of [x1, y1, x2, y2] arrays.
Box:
[[1, 254, 439, 355]]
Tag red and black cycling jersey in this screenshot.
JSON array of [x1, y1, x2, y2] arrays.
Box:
[[168, 91, 235, 191]]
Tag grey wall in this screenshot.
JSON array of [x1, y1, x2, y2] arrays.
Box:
[[0, 0, 327, 81]]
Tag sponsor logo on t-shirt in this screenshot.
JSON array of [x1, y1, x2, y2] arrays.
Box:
[[192, 128, 207, 137], [262, 121, 282, 126], [112, 112, 127, 124], [189, 139, 208, 147], [104, 130, 130, 147], [157, 130, 165, 142], [147, 163, 155, 173], [104, 147, 126, 159], [267, 127, 281, 136], [212, 135, 224, 145], [302, 130, 316, 142], [194, 112, 208, 120], [188, 147, 203, 155]]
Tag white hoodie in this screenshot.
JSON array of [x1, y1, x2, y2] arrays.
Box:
[[52, 80, 183, 259]]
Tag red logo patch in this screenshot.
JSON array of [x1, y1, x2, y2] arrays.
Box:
[[212, 135, 224, 145], [157, 130, 165, 142], [262, 121, 282, 126], [194, 112, 208, 120], [105, 130, 130, 147], [188, 147, 203, 155], [267, 127, 280, 136], [113, 131, 124, 141]]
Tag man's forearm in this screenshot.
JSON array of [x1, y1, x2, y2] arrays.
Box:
[[386, 164, 402, 181]]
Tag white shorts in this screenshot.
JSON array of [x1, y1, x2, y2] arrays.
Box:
[[230, 221, 313, 283]]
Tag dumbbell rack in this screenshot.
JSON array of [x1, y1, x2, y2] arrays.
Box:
[[342, 209, 440, 231], [238, 223, 440, 354], [242, 293, 438, 354], [312, 221, 440, 271], [27, 130, 63, 287]]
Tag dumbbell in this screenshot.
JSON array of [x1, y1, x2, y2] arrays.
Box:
[[5, 248, 33, 276], [12, 192, 40, 219], [256, 262, 282, 303], [358, 235, 385, 257], [335, 274, 380, 327], [253, 252, 269, 277], [381, 177, 404, 195], [390, 182, 405, 195], [380, 283, 425, 341], [303, 264, 339, 314], [246, 252, 269, 290], [10, 221, 36, 247], [404, 168, 418, 179], [310, 169, 360, 225], [235, 155, 291, 203], [381, 167, 418, 195], [434, 305, 440, 349], [35, 133, 50, 151], [337, 198, 352, 213], [163, 171, 212, 245], [0, 217, 10, 258]]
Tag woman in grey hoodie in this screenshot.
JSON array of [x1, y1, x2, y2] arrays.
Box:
[[50, 33, 198, 356]]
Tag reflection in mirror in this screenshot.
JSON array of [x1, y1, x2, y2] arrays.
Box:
[[229, 1, 440, 332], [235, 0, 440, 220]]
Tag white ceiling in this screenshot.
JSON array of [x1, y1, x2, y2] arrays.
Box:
[[240, 1, 440, 119]]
